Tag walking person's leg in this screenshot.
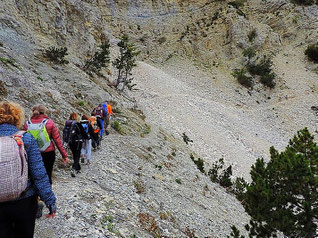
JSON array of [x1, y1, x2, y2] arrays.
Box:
[[41, 151, 56, 185], [71, 143, 82, 172], [86, 139, 92, 165], [0, 195, 37, 238], [98, 118, 104, 138]]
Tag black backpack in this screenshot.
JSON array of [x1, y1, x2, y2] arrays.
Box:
[[94, 106, 104, 118], [63, 120, 83, 145]]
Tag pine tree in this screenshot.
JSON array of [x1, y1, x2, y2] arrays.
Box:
[[113, 35, 140, 90], [84, 40, 110, 74], [244, 128, 318, 237]]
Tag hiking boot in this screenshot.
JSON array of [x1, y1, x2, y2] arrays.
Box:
[[71, 169, 76, 177], [81, 157, 85, 164], [36, 201, 45, 219], [76, 170, 81, 174]]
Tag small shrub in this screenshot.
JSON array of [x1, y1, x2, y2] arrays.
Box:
[[184, 227, 198, 238], [190, 154, 205, 173], [247, 56, 276, 88], [219, 165, 233, 188], [292, 15, 299, 24], [182, 132, 193, 145], [208, 158, 233, 189], [247, 56, 273, 76], [260, 72, 276, 88], [228, 0, 245, 8], [158, 37, 166, 44], [78, 101, 85, 106], [112, 120, 122, 132], [232, 68, 253, 88], [305, 43, 318, 63], [242, 47, 256, 61], [133, 180, 145, 194], [155, 164, 162, 170], [138, 213, 161, 237], [45, 46, 69, 64], [0, 42, 3, 47], [0, 57, 19, 68], [291, 0, 315, 5], [248, 29, 257, 42], [37, 76, 44, 81], [175, 178, 182, 184]]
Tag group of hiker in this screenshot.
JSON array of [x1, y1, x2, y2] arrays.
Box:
[[0, 100, 113, 238]]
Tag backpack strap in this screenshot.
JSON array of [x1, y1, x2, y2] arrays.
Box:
[[13, 131, 27, 176]]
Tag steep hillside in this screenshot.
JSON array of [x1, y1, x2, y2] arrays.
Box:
[[1, 0, 318, 237]]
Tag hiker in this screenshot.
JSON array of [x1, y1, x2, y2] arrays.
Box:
[[63, 112, 88, 177], [0, 101, 56, 238], [24, 104, 68, 184], [80, 115, 92, 165], [103, 101, 113, 134], [88, 112, 102, 151], [93, 103, 108, 139]]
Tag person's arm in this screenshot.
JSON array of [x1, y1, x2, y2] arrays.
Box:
[[23, 134, 56, 210], [49, 120, 68, 159]]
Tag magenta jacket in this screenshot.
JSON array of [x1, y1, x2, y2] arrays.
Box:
[[24, 114, 68, 158]]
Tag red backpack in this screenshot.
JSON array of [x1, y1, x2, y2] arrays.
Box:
[[0, 131, 28, 202]]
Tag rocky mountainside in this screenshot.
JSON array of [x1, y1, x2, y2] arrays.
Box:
[[1, 0, 318, 237]]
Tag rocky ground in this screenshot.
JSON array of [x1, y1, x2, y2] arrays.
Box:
[[35, 127, 249, 238]]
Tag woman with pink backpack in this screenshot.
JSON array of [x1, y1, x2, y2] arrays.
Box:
[[0, 101, 56, 238]]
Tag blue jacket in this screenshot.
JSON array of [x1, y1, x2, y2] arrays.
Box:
[[0, 124, 56, 207]]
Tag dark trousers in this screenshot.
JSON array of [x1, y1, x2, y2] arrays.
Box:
[[70, 142, 82, 171], [0, 195, 38, 238], [91, 133, 100, 148], [41, 151, 56, 185]]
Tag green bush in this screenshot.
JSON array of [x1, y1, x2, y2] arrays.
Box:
[[247, 29, 257, 42], [84, 40, 110, 73], [260, 72, 276, 88], [291, 0, 316, 5], [0, 57, 19, 68], [305, 43, 318, 63], [232, 68, 253, 88], [247, 56, 276, 88], [208, 158, 233, 189], [112, 120, 122, 133], [182, 132, 193, 145], [158, 37, 166, 44], [247, 56, 272, 76], [190, 154, 205, 173], [45, 47, 69, 64], [242, 47, 256, 61], [228, 0, 245, 8]]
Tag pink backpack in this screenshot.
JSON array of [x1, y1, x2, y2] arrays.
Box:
[[0, 131, 28, 202]]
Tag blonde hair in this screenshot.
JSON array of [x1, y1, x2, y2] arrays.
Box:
[[69, 112, 78, 121], [32, 104, 48, 117], [0, 101, 25, 128]]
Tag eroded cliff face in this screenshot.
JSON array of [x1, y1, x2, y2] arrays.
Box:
[[2, 0, 318, 67]]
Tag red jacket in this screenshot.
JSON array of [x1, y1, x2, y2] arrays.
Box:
[[24, 114, 68, 158]]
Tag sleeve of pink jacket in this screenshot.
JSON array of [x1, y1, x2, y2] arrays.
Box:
[[50, 120, 68, 158]]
